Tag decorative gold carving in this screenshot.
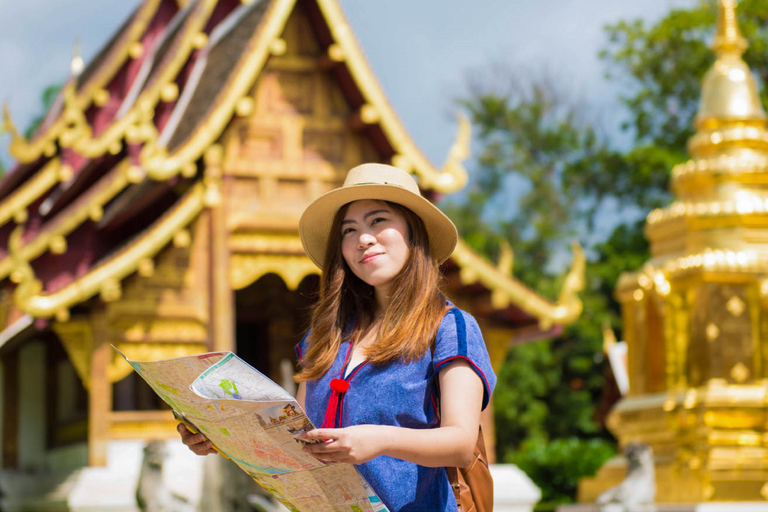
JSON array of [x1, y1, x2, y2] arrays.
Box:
[[235, 97, 255, 117], [93, 89, 111, 107], [730, 362, 750, 383], [52, 319, 95, 389], [113, 319, 207, 344], [160, 83, 179, 103], [192, 32, 208, 49], [173, 229, 191, 248], [230, 253, 319, 290], [270, 38, 287, 56], [49, 235, 67, 255], [138, 258, 155, 277], [229, 233, 305, 254], [9, 182, 207, 317], [726, 295, 746, 316], [760, 481, 768, 500], [451, 239, 584, 330], [706, 323, 720, 342], [602, 321, 618, 354], [128, 42, 144, 59]]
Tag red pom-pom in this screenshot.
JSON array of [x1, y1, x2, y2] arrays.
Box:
[[330, 378, 350, 393]]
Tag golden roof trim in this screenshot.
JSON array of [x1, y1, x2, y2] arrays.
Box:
[[9, 181, 211, 318], [4, 87, 87, 163], [143, 0, 468, 191], [5, 0, 216, 164], [5, 0, 165, 163], [0, 158, 69, 227], [315, 0, 468, 192], [0, 160, 134, 282], [450, 239, 585, 330]]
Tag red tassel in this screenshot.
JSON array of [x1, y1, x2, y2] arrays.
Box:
[[330, 378, 350, 393], [321, 378, 350, 428]]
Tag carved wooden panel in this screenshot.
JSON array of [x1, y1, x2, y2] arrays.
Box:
[[220, 5, 381, 235]]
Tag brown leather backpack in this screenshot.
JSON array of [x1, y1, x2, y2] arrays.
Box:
[[445, 426, 494, 512], [436, 306, 494, 512]]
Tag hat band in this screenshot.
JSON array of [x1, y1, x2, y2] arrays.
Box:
[[351, 181, 408, 189]]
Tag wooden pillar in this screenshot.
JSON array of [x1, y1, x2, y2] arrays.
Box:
[[476, 321, 514, 465], [88, 309, 111, 466], [2, 349, 19, 468], [210, 189, 235, 353]]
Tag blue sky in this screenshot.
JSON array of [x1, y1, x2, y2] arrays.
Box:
[[0, 0, 696, 170]]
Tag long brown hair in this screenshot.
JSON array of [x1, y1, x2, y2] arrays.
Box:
[[295, 201, 446, 382]]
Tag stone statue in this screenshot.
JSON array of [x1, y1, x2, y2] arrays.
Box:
[[596, 443, 656, 512], [136, 441, 194, 512]]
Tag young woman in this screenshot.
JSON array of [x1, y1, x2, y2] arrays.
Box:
[[180, 163, 496, 511]]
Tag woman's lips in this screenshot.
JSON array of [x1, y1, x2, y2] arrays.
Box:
[[360, 253, 382, 264]]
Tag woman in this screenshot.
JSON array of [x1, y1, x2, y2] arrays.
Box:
[[180, 163, 495, 511]]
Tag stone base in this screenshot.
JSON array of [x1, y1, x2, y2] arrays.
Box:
[[558, 503, 768, 512], [491, 464, 542, 512]]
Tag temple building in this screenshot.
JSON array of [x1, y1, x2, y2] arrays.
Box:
[[0, 0, 583, 509], [582, 0, 768, 504]]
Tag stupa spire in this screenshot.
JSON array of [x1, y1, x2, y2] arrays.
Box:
[[690, 0, 765, 154], [712, 0, 748, 57]]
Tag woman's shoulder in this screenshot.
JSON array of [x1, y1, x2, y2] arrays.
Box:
[[437, 303, 481, 336]]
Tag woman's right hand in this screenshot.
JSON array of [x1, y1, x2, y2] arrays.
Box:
[[177, 423, 217, 456]]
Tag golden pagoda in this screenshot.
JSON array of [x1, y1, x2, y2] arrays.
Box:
[[0, 0, 583, 509], [584, 0, 768, 503]]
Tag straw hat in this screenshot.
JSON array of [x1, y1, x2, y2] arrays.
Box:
[[299, 163, 458, 269]]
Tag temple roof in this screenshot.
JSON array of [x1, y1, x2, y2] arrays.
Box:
[[0, 0, 584, 337]]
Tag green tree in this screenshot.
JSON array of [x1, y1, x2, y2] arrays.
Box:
[[444, 73, 621, 508], [447, 0, 768, 507]]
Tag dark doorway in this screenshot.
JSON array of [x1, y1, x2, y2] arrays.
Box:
[[234, 274, 318, 385]]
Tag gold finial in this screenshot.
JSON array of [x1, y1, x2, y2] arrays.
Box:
[[71, 38, 84, 77], [2, 103, 20, 139], [602, 320, 617, 354], [712, 0, 748, 57], [691, 0, 765, 142]]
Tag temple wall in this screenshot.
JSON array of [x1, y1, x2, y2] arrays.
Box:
[[18, 340, 45, 470]]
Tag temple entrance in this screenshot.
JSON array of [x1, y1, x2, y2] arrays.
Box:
[[234, 274, 319, 390]]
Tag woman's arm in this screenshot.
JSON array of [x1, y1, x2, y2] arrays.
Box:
[[302, 359, 483, 467]]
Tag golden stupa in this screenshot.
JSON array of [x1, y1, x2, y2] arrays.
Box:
[[584, 0, 768, 503]]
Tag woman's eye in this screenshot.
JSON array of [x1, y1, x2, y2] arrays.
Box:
[[342, 227, 355, 236], [371, 217, 387, 225]]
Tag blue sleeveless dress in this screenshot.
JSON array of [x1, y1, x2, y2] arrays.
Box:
[[295, 306, 496, 512]]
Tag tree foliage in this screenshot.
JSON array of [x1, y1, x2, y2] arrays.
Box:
[[447, 0, 768, 506]]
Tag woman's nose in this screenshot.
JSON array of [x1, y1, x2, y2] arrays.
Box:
[[358, 232, 376, 247]]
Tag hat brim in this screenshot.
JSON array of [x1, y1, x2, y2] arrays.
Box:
[[299, 183, 458, 269]]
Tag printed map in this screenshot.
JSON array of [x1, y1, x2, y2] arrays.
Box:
[[115, 348, 388, 512]]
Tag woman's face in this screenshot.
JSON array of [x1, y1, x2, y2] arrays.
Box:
[[340, 200, 410, 294]]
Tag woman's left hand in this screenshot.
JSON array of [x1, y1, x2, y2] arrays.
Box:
[[302, 425, 383, 464]]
